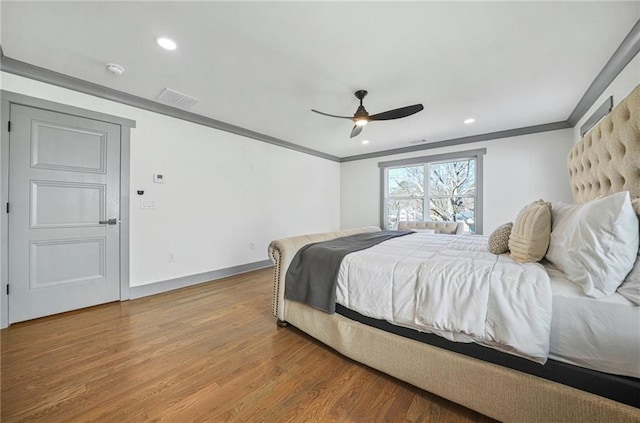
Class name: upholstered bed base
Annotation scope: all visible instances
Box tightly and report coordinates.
[268,227,640,423]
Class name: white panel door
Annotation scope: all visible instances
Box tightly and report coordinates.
[8,104,121,323]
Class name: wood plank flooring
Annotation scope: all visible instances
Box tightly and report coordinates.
[1,268,496,422]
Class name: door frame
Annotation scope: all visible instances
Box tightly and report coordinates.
[0,90,136,328]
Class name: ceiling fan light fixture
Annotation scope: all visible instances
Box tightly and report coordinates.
[311,89,423,138]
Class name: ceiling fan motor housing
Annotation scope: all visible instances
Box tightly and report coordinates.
[355,105,369,118]
[354,90,369,118]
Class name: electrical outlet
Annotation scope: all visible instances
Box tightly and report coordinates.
[168,252,175,263]
[249,242,256,251]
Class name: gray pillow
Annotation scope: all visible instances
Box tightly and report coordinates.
[488,222,513,255]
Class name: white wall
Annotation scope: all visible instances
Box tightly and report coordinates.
[341,129,575,234]
[0,72,340,288]
[1,49,635,316]
[342,51,640,234]
[574,53,640,141]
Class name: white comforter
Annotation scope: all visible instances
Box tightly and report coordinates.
[335,233,553,363]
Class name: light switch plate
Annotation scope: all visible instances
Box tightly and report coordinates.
[141,199,158,209]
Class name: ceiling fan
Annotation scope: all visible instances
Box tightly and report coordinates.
[312,90,424,138]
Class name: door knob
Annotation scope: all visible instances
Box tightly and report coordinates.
[99,218,118,225]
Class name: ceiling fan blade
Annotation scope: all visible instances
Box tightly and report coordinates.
[350,125,363,138]
[369,104,424,121]
[311,109,354,120]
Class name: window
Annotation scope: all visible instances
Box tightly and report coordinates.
[387,165,425,223]
[380,149,485,233]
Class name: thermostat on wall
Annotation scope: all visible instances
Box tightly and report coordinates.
[153,173,165,183]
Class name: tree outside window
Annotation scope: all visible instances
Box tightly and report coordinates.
[387,166,424,228]
[385,157,478,233]
[429,159,476,232]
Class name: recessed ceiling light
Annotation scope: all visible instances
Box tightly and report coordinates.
[155,36,177,51]
[361,140,370,145]
[464,118,475,124]
[105,63,125,75]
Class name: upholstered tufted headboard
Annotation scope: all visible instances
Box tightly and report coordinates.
[568,84,640,206]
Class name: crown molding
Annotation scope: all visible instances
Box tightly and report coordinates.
[2,17,637,163]
[340,121,571,162]
[0,54,341,163]
[567,18,640,125]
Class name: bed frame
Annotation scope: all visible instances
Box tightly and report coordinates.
[268,85,640,422]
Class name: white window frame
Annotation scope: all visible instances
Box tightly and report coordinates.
[379,148,486,234]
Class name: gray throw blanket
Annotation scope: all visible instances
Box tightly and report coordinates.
[285,230,411,313]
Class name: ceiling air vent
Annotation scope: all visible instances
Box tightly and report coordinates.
[156,88,200,110]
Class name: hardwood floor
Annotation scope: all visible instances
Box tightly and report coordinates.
[1,268,496,422]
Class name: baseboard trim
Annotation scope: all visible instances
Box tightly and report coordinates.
[129,259,273,299]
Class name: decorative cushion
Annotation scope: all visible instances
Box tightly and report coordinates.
[545,191,639,298]
[508,200,551,263]
[488,222,513,255]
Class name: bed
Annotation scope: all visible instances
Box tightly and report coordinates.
[268,85,640,422]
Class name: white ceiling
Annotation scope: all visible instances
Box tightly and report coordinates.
[1,1,639,158]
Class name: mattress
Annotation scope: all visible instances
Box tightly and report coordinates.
[546,263,640,378]
[335,233,552,363]
[336,233,640,378]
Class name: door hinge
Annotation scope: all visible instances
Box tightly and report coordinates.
[5,203,9,213]
[7,121,10,132]
[6,284,9,295]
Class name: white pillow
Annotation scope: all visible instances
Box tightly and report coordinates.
[412,228,436,234]
[545,191,639,298]
[617,249,640,305]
